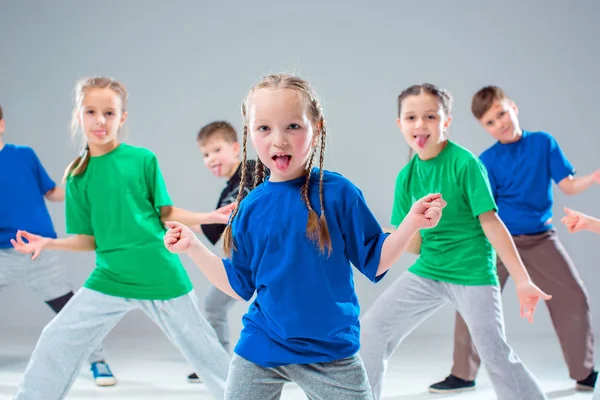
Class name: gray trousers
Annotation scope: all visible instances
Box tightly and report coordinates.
[0,249,104,363]
[360,272,547,400]
[13,288,230,400]
[225,353,373,400]
[204,284,236,352]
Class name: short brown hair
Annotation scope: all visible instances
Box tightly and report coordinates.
[471,86,509,120]
[0,104,3,120]
[197,121,238,145]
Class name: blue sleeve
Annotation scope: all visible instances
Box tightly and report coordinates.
[222,218,255,301]
[547,134,575,184]
[30,148,56,195]
[341,192,390,283]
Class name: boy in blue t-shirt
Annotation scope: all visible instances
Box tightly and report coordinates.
[0,105,116,387]
[430,87,599,393]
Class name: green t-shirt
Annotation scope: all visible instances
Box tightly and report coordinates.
[65,144,193,299]
[391,141,499,286]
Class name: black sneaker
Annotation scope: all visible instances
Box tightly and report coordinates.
[576,369,597,391]
[429,375,476,393]
[187,372,203,384]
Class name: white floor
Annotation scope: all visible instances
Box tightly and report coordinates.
[0,331,595,400]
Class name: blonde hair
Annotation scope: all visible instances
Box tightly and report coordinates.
[62,76,128,182]
[222,74,332,257]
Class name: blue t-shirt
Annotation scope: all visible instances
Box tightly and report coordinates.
[479,131,574,235]
[0,144,57,248]
[223,168,390,367]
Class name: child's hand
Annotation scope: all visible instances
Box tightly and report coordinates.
[561,207,591,233]
[407,193,447,230]
[10,230,47,260]
[593,170,600,184]
[515,281,552,323]
[208,203,236,225]
[164,221,197,253]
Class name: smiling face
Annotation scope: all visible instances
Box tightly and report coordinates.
[247,88,319,182]
[397,91,452,160]
[478,99,522,143]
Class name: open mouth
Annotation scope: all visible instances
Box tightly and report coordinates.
[413,134,430,148]
[209,164,222,176]
[272,154,292,171]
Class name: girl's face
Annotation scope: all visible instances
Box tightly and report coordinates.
[247,88,318,182]
[78,88,127,154]
[397,92,451,160]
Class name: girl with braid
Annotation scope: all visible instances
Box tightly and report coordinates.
[163,73,446,400]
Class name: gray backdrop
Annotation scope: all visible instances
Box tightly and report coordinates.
[1,0,599,348]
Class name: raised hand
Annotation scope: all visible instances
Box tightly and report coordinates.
[10,230,47,260]
[408,193,447,230]
[209,203,236,225]
[515,281,552,323]
[164,221,197,253]
[561,207,590,233]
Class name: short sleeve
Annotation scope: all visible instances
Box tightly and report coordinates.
[461,158,498,218]
[65,179,93,235]
[548,134,575,184]
[478,154,498,200]
[341,191,390,283]
[390,172,411,227]
[145,154,173,212]
[222,216,255,301]
[30,148,56,195]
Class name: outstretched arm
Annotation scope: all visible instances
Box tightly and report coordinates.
[164,221,242,300]
[160,203,235,226]
[11,231,95,260]
[561,207,600,234]
[557,170,600,196]
[479,211,551,322]
[378,194,445,276]
[45,187,65,202]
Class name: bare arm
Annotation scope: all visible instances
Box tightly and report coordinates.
[186,239,242,300]
[586,218,600,234]
[479,211,530,284]
[160,205,233,226]
[385,227,421,254]
[44,187,65,202]
[557,171,600,196]
[45,235,96,252]
[11,231,96,260]
[378,219,420,276]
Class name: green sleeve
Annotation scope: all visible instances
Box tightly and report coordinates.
[462,158,498,218]
[390,171,411,227]
[65,179,94,235]
[146,154,173,213]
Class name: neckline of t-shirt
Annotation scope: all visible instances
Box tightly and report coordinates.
[262,167,320,191]
[89,143,125,159]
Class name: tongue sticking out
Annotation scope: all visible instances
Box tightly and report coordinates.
[274,155,291,171]
[415,135,429,148]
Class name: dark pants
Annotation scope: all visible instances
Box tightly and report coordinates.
[451,229,594,381]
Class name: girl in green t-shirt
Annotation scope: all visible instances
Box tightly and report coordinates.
[360,83,551,400]
[10,76,232,400]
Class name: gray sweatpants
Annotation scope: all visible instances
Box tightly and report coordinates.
[13,288,230,400]
[360,272,547,400]
[225,353,373,400]
[204,284,236,352]
[0,249,104,363]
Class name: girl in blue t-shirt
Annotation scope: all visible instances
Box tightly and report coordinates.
[164,73,446,400]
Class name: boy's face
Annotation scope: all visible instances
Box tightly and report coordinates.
[0,118,5,135]
[478,99,521,143]
[198,133,240,178]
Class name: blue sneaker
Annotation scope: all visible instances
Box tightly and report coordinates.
[90,361,117,387]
